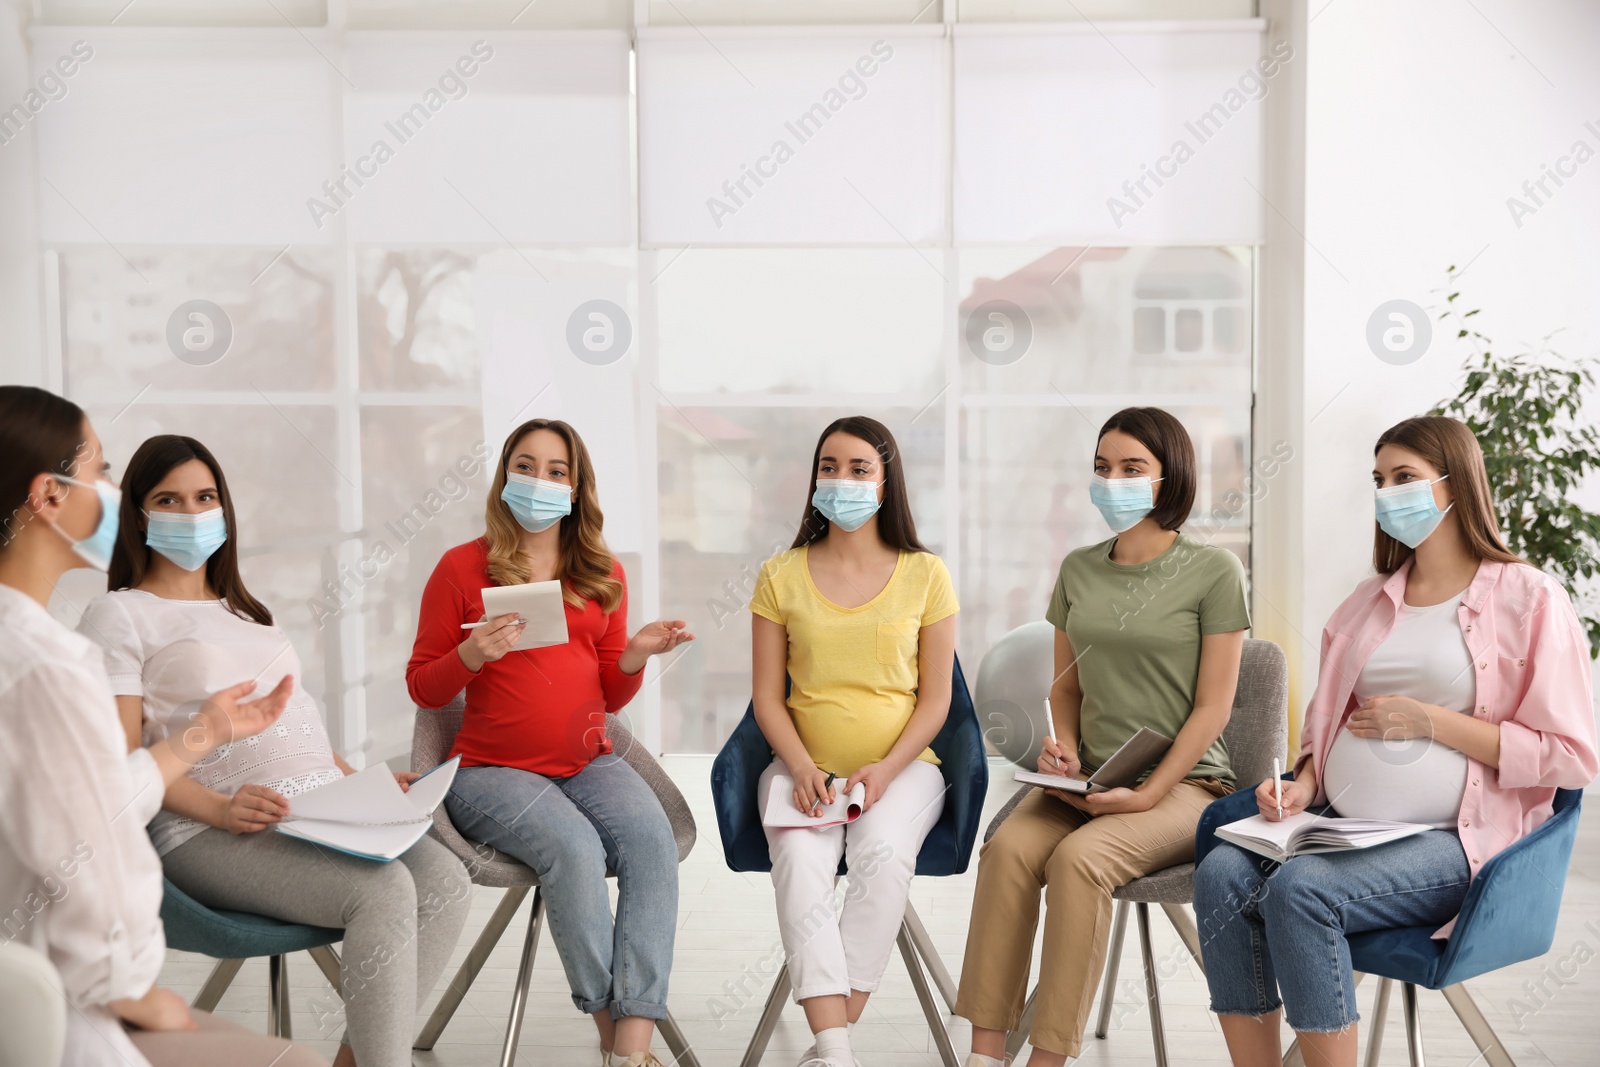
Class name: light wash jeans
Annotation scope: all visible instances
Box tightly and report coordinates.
[446,755,679,1019]
[1192,829,1471,1032]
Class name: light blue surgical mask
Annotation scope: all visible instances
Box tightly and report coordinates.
[501,472,572,532]
[812,479,882,532]
[48,474,121,572]
[1089,474,1163,533]
[1375,475,1452,548]
[145,508,228,571]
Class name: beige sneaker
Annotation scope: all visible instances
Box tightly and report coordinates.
[611,1053,667,1067]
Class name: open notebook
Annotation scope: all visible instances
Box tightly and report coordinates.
[1215,811,1431,863]
[274,756,460,861]
[762,772,868,830]
[1013,727,1173,795]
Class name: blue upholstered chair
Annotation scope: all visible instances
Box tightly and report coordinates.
[160,877,344,1038]
[710,655,988,1067]
[1195,783,1585,1067]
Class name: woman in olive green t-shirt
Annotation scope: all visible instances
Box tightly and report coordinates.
[953,406,1251,1065]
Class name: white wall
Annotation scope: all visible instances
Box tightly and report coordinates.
[1297,0,1600,707]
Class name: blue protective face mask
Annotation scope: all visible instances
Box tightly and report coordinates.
[812,479,882,532]
[145,508,229,572]
[1088,474,1163,533]
[1375,475,1452,548]
[501,472,573,533]
[49,475,121,571]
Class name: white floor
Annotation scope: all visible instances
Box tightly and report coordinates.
[163,756,1600,1066]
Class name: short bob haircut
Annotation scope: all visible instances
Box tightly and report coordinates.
[1096,407,1197,532]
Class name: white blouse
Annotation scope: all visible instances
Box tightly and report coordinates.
[0,584,167,1067]
[77,590,342,855]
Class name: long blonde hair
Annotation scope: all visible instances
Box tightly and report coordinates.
[485,419,623,613]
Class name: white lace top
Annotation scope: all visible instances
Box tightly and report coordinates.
[77,590,344,856]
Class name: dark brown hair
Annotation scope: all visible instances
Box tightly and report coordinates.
[0,386,88,552]
[485,418,622,613]
[108,435,273,627]
[790,416,928,552]
[1372,416,1524,573]
[1097,407,1197,531]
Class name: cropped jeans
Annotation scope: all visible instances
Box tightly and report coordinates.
[1192,830,1471,1033]
[446,754,679,1020]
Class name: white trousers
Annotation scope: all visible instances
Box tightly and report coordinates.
[760,758,946,1002]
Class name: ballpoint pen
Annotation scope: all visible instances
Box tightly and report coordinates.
[1044,697,1061,769]
[810,771,838,813]
[1273,757,1283,820]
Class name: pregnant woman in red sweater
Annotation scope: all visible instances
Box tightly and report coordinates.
[407,418,693,1067]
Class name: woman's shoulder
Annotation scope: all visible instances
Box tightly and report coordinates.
[79,588,143,628]
[1490,560,1572,613]
[901,549,953,581]
[1176,538,1247,579]
[758,545,806,579]
[438,537,490,569]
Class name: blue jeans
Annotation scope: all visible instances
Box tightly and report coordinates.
[446,755,679,1019]
[1192,831,1471,1032]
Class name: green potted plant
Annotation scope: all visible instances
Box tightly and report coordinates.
[1429,266,1600,657]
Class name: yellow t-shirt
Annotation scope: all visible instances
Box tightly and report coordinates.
[749,546,959,777]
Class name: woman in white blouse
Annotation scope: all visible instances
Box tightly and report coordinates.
[0,385,324,1067]
[77,433,472,1067]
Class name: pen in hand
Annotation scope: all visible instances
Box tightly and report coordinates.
[1273,757,1283,820]
[811,771,838,813]
[1044,697,1061,769]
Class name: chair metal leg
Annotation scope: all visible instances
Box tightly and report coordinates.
[1402,982,1426,1067]
[191,958,244,1013]
[903,903,958,1012]
[306,944,343,996]
[1366,977,1393,1067]
[1135,903,1169,1067]
[1440,983,1516,1067]
[415,885,530,1050]
[738,962,792,1067]
[658,1010,702,1067]
[266,954,291,1039]
[1159,902,1203,965]
[1004,986,1036,1063]
[499,888,545,1067]
[1094,899,1131,1040]
[898,924,959,1067]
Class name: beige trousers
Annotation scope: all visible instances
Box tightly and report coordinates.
[128,1009,327,1067]
[953,779,1229,1056]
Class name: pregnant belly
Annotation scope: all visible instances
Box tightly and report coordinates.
[1322,728,1468,828]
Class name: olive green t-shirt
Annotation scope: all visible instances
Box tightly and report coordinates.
[1044,534,1250,785]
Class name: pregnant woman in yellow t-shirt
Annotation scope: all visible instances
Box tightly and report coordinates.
[749,416,958,1067]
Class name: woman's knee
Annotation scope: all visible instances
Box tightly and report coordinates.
[1259,857,1335,925]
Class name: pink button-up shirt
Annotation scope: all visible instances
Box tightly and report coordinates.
[1295,558,1597,937]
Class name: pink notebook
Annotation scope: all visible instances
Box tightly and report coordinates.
[762,772,867,830]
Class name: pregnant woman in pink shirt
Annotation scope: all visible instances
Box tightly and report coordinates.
[1192,415,1597,1067]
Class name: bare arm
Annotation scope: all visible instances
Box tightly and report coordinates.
[115,694,142,754]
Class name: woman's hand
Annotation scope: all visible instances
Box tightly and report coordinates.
[846,758,906,813]
[1037,737,1082,780]
[1254,775,1316,821]
[220,783,288,833]
[395,771,420,793]
[1345,695,1435,742]
[788,762,837,816]
[458,613,526,672]
[619,619,696,674]
[177,677,295,764]
[112,986,199,1032]
[1066,786,1155,817]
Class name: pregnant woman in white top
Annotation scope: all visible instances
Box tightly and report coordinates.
[77,434,471,1067]
[1191,416,1597,1067]
[0,386,321,1067]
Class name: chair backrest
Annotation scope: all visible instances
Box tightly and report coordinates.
[0,941,64,1067]
[411,696,697,866]
[985,636,1289,843]
[711,654,988,879]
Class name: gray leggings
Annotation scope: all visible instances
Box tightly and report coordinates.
[163,828,471,1067]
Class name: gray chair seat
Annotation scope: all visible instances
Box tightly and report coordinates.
[1112,863,1196,904]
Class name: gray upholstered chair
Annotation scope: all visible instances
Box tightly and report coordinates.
[986,637,1288,1067]
[410,695,701,1067]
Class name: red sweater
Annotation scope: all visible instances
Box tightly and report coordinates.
[406,538,643,778]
